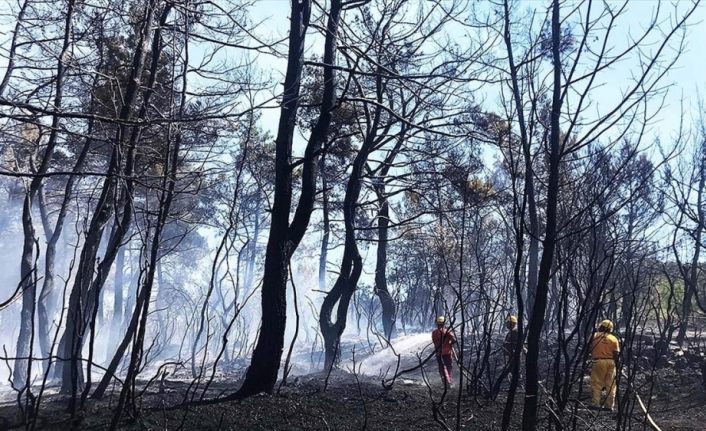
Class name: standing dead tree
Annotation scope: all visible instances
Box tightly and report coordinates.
[57,1,170,407]
[11,0,78,391]
[231,0,344,398]
[317,0,489,370]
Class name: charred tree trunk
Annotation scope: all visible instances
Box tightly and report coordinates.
[79,2,175,399]
[107,241,125,353]
[371,129,405,340]
[58,173,116,395]
[374,195,395,339]
[243,198,261,297]
[501,0,539,319]
[37,126,92,368]
[320,68,383,368]
[109,38,185,421]
[521,1,563,429]
[91,249,145,399]
[14,194,37,389]
[677,157,704,346]
[232,0,341,398]
[13,0,77,388]
[0,0,29,96]
[319,177,364,369]
[318,154,330,293]
[58,0,163,400]
[526,207,539,316]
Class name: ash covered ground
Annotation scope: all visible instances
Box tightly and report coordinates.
[1,332,704,430]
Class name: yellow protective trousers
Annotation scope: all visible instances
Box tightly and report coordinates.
[590,358,616,409]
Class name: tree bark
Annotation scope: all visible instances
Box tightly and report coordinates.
[319,168,365,368]
[677,151,705,346]
[501,0,539,318]
[13,0,77,388]
[107,241,125,352]
[232,0,341,398]
[243,197,261,297]
[374,196,395,339]
[319,70,383,368]
[318,154,330,293]
[58,0,163,399]
[0,0,29,96]
[371,130,405,340]
[522,1,563,428]
[109,41,185,419]
[76,2,174,399]
[14,194,37,389]
[37,127,92,368]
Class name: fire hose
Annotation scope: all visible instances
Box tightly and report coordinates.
[620,370,662,431]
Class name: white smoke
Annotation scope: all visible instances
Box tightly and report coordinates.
[352,332,433,377]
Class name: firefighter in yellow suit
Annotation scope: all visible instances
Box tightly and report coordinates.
[589,319,620,410]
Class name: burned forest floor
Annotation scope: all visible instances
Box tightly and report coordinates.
[1,341,705,430]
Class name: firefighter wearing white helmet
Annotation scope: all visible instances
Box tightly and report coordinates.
[588,319,620,410]
[431,316,456,386]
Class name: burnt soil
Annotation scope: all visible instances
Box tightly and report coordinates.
[0,364,704,430]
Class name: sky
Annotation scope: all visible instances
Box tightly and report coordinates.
[244,1,706,132]
[1,0,704,144]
